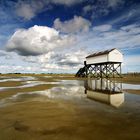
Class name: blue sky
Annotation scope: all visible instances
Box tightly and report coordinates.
[0,0,140,73]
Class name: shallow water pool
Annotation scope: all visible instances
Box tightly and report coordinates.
[0,77,140,140]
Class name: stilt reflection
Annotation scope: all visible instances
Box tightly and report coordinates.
[85,78,124,108]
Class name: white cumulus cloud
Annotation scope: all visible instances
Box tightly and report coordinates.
[15,3,36,20]
[6,25,76,56]
[54,16,91,33]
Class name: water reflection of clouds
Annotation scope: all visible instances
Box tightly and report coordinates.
[39,86,86,99]
[0,86,85,107]
[0,80,47,91]
[0,78,80,91]
[122,83,140,90]
[0,78,140,109]
[0,78,61,91]
[0,76,36,82]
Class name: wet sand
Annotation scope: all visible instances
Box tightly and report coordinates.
[0,75,140,140]
[0,100,140,140]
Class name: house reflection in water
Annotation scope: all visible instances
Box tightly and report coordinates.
[85,78,124,108]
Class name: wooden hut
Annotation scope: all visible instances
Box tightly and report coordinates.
[76,48,123,78]
[86,48,123,65]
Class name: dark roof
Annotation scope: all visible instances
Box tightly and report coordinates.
[86,48,116,58]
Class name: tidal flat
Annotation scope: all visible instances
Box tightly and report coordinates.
[0,74,140,140]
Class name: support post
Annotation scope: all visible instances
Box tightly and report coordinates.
[113,63,115,78]
[84,61,87,77]
[76,62,122,78]
[120,63,122,77]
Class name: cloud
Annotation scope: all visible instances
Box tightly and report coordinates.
[15,2,36,20]
[1,48,87,73]
[0,1,17,23]
[0,65,40,74]
[51,0,84,6]
[1,0,84,22]
[15,0,52,20]
[75,23,140,53]
[0,50,8,57]
[2,22,140,73]
[54,16,91,33]
[23,49,87,72]
[0,50,16,61]
[0,24,20,48]
[6,25,76,56]
[123,55,140,72]
[83,5,94,14]
[93,24,112,32]
[14,0,84,20]
[51,50,86,67]
[107,0,124,9]
[83,0,125,19]
[109,4,140,25]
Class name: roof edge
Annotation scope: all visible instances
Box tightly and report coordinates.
[86,48,117,58]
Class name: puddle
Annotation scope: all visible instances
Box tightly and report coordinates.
[122,83,140,89]
[0,77,140,140]
[0,80,55,91]
[0,76,36,82]
[20,81,47,88]
[0,85,86,107]
[0,78,140,110]
[44,76,53,78]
